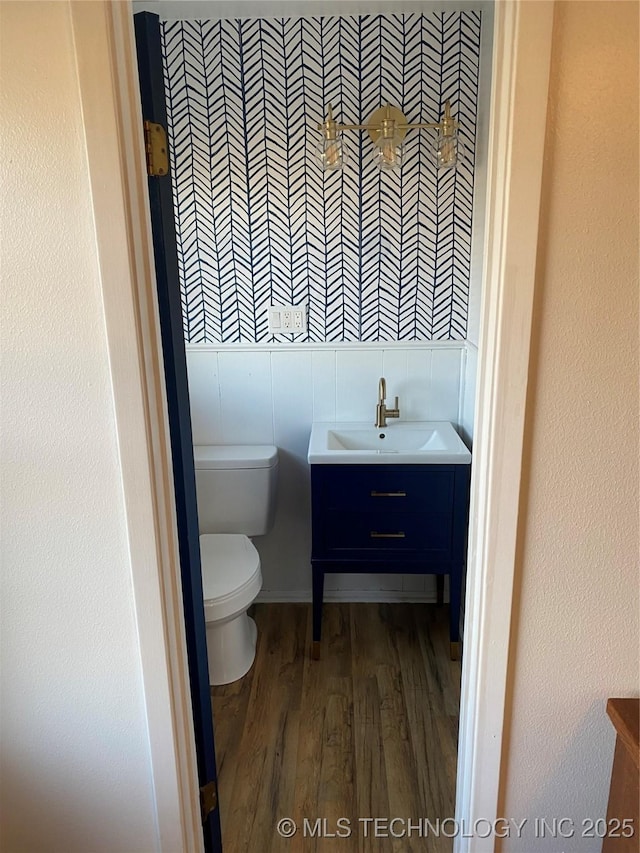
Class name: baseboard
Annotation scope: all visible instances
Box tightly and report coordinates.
[255,589,443,604]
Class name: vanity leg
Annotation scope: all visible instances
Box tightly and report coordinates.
[449,568,461,661]
[449,465,471,662]
[436,574,444,606]
[311,564,324,660]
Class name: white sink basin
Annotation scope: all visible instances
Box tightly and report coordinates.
[308,421,471,465]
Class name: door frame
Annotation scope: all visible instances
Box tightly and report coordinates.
[70,3,204,850]
[454,4,554,850]
[71,1,554,850]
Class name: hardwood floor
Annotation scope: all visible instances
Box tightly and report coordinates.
[211,603,461,853]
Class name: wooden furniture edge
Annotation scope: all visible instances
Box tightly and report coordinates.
[606,698,640,771]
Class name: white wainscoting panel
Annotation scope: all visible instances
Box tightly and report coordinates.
[187,349,224,445]
[311,349,337,422]
[335,349,385,422]
[216,350,274,443]
[461,341,478,446]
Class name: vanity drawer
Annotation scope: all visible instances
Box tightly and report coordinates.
[319,510,453,557]
[313,465,455,513]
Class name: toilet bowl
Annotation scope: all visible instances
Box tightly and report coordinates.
[194,445,278,686]
[200,534,262,685]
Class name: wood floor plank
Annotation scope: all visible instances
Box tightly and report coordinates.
[219,605,299,852]
[315,676,356,853]
[319,601,353,677]
[414,605,461,718]
[434,714,459,809]
[376,663,428,853]
[210,608,264,822]
[292,604,355,853]
[290,608,325,853]
[392,608,451,821]
[211,673,254,821]
[350,603,400,678]
[218,605,278,853]
[266,703,301,853]
[352,673,391,853]
[265,605,307,853]
[212,602,460,853]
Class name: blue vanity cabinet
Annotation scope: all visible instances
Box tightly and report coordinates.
[310,463,471,660]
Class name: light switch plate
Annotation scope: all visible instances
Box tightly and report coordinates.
[268,304,307,335]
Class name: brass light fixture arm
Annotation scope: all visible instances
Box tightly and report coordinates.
[317,100,459,141]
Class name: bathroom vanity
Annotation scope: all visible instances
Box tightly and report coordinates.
[308,421,471,660]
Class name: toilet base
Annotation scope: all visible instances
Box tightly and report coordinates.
[206,612,258,686]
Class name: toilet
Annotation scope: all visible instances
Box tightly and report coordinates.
[193,444,278,686]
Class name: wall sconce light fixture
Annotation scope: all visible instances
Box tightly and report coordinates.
[316,100,463,172]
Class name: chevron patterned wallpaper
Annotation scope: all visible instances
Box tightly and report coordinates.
[161,12,482,344]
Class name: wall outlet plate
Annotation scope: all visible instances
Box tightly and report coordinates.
[268,304,307,335]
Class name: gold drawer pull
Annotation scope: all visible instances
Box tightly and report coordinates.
[370,490,407,497]
[370,531,406,539]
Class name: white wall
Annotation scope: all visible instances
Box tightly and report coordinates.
[187,342,464,598]
[0,3,159,850]
[501,2,639,849]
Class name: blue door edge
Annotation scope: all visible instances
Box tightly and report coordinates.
[133,12,222,852]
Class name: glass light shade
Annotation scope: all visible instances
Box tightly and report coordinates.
[315,135,348,170]
[373,136,404,171]
[432,133,464,170]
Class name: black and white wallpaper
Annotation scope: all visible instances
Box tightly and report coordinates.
[161,12,481,343]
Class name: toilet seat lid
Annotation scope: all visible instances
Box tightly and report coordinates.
[199,534,260,601]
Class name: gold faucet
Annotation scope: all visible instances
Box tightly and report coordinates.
[375,377,400,428]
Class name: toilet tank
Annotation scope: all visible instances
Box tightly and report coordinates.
[193,445,278,536]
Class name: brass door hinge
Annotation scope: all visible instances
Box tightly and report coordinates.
[144,120,169,177]
[200,781,218,824]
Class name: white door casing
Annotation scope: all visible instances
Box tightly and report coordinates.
[455,3,554,852]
